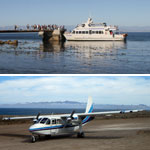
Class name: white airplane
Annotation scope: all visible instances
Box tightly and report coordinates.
[2,97,142,143]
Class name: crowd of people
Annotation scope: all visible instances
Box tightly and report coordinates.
[14,24,65,31]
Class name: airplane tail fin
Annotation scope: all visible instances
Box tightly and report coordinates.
[85,96,94,113]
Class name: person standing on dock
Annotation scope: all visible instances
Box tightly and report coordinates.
[27,24,30,30]
[14,25,17,30]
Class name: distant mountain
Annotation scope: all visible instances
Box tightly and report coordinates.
[119,26,150,32]
[0,101,149,110]
[0,25,150,32]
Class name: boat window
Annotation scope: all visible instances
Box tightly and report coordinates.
[76,31,78,34]
[82,31,85,34]
[82,24,85,27]
[96,31,99,34]
[46,119,51,125]
[86,31,88,34]
[79,31,81,34]
[92,31,95,34]
[52,119,56,124]
[72,31,75,34]
[40,118,48,124]
[99,31,103,34]
[89,30,92,34]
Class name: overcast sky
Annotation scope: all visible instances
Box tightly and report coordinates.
[0,0,150,26]
[0,76,150,105]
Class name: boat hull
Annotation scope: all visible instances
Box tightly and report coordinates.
[64,34,127,41]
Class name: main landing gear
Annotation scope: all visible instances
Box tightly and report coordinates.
[77,132,85,138]
[77,122,85,138]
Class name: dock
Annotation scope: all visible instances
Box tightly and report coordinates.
[0,30,39,33]
[0,29,66,42]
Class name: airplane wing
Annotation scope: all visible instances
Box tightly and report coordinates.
[2,116,37,120]
[77,109,143,118]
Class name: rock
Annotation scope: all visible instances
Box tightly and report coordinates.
[5,40,11,44]
[0,40,18,45]
[8,40,18,45]
[0,40,5,44]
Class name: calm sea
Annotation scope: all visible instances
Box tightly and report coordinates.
[0,108,110,115]
[0,32,150,74]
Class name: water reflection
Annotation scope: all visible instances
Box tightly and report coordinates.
[64,41,127,60]
[65,41,127,51]
[40,41,65,52]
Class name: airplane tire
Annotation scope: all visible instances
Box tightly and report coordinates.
[31,136,36,143]
[77,132,85,138]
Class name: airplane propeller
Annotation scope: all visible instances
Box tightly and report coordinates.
[36,112,40,120]
[33,112,40,124]
[70,110,75,119]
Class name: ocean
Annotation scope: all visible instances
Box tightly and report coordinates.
[0,32,150,74]
[0,108,111,115]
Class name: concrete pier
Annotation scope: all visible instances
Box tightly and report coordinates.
[41,29,66,42]
[0,29,66,42]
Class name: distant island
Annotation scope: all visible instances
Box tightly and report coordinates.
[0,25,150,32]
[0,101,149,110]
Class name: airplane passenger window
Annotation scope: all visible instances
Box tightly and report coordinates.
[56,119,62,124]
[46,119,51,125]
[52,119,56,124]
[40,118,48,124]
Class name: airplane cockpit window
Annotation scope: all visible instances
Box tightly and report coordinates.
[46,119,51,125]
[40,118,48,124]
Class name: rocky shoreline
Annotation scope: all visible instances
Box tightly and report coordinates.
[0,40,18,45]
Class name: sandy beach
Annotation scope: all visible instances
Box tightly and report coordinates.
[0,113,150,150]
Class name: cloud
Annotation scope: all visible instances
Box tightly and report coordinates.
[0,76,150,105]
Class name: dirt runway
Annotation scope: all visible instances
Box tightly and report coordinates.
[0,117,150,150]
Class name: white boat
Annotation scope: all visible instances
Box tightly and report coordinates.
[64,18,127,41]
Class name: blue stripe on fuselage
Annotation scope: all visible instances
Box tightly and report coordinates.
[29,104,94,132]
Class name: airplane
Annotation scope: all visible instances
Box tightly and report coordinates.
[2,97,143,143]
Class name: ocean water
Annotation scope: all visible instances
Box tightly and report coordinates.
[0,108,110,115]
[0,32,150,74]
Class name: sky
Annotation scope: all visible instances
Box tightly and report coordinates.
[0,76,150,105]
[0,0,150,27]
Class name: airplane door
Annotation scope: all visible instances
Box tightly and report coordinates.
[51,119,58,135]
[45,119,51,135]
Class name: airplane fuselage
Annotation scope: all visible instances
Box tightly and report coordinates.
[29,114,93,136]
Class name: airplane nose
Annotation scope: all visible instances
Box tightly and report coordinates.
[29,125,35,132]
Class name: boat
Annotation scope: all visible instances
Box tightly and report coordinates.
[64,18,127,41]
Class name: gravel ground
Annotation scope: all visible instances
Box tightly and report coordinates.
[0,117,150,150]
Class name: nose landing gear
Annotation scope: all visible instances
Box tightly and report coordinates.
[31,135,36,143]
